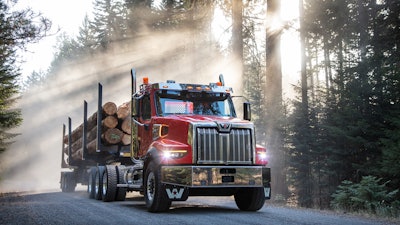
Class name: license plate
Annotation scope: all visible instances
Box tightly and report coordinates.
[222,176,234,183]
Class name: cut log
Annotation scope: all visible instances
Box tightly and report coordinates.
[121,117,131,134]
[117,102,130,119]
[72,148,83,161]
[87,126,97,143]
[102,128,124,145]
[87,139,97,154]
[102,115,118,129]
[63,112,97,143]
[103,102,117,116]
[121,133,131,145]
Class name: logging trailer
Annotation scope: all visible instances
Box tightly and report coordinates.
[60,69,271,212]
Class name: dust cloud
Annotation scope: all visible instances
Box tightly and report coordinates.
[0,28,242,193]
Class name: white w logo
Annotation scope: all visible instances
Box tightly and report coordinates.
[166,188,184,199]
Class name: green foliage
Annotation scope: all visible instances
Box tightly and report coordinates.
[331,176,400,217]
[0,0,50,153]
[286,0,400,213]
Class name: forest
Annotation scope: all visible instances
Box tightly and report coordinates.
[1,0,399,217]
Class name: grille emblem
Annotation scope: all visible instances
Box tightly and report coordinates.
[217,122,231,133]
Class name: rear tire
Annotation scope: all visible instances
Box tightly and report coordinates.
[94,166,105,200]
[88,167,96,199]
[61,172,76,193]
[115,166,127,201]
[144,162,171,212]
[102,165,117,202]
[234,187,265,211]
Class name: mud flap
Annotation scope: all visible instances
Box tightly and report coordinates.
[164,184,189,201]
[262,167,271,199]
[264,185,271,199]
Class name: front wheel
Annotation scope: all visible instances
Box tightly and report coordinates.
[234,187,265,211]
[144,162,171,212]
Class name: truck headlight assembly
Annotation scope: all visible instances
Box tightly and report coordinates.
[256,150,268,164]
[162,150,188,159]
[257,151,267,160]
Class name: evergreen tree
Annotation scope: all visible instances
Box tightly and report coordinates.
[0,0,50,152]
[91,0,127,50]
[287,0,400,209]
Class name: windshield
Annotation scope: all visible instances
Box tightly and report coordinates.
[155,90,236,117]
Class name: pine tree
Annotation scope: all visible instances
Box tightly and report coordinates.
[0,0,50,152]
[91,0,127,50]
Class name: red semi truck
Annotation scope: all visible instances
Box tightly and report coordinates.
[60,69,271,212]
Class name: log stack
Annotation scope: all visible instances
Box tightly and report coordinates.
[63,101,131,160]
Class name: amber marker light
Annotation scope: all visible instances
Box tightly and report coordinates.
[143,77,149,85]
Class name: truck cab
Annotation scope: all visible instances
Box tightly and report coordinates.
[131,70,271,212]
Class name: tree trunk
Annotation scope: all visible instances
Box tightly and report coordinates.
[232,0,244,87]
[266,0,286,199]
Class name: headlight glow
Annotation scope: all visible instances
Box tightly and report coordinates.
[162,150,188,159]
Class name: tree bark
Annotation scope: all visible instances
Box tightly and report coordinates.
[266,0,286,199]
[232,0,244,87]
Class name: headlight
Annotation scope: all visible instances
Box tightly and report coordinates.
[162,150,188,159]
[257,151,267,160]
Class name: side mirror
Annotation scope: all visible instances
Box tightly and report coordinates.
[243,102,251,121]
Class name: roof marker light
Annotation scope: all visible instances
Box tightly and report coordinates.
[143,77,149,85]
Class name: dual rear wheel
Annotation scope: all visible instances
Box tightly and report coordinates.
[88,165,126,202]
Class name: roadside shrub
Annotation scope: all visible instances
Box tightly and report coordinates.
[331,176,399,217]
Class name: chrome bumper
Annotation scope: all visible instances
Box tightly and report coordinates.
[161,166,271,188]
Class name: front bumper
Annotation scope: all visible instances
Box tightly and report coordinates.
[161,165,271,188]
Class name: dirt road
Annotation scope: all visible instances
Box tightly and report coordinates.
[0,190,396,225]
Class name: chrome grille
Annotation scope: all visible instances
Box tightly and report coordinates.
[196,127,253,164]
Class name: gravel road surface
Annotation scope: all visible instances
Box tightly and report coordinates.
[0,190,397,225]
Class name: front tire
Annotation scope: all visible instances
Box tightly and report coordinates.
[234,187,265,211]
[144,162,171,212]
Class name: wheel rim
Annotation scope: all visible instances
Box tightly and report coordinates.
[146,172,155,203]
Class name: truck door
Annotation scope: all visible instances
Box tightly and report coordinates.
[137,94,152,156]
